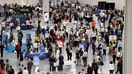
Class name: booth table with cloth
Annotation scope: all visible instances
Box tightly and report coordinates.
[25,52,49,60]
[54,61,73,72]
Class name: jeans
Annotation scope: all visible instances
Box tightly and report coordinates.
[28,69,31,74]
[109,70,114,74]
[17,50,20,59]
[59,47,62,54]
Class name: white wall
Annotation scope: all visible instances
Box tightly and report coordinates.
[2,0,39,6]
[78,0,125,10]
[0,0,4,5]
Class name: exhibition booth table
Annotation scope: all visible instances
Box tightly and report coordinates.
[25,52,49,60]
[54,60,73,72]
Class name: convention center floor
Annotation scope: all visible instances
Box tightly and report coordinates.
[0,17,121,74]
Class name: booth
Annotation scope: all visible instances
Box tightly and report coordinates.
[4,44,27,53]
[11,14,34,30]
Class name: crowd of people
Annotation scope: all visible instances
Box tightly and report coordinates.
[0,1,124,74]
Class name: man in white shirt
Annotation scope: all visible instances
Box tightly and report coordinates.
[23,67,28,74]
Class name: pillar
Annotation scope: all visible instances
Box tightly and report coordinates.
[124,0,132,74]
[43,0,49,22]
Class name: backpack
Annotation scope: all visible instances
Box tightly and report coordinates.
[16,44,21,50]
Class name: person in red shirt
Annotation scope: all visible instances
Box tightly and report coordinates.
[113,19,117,26]
[27,58,33,74]
[0,64,4,74]
[91,20,96,31]
[57,22,61,30]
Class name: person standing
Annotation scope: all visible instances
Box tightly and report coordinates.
[8,66,15,74]
[9,22,14,32]
[17,69,22,74]
[91,20,96,31]
[87,64,93,74]
[58,54,64,71]
[23,67,28,74]
[19,50,24,66]
[109,61,115,74]
[112,47,117,63]
[82,50,88,67]
[17,31,23,43]
[27,58,33,74]
[76,50,81,66]
[58,41,62,54]
[98,58,104,72]
[49,56,56,71]
[5,59,10,73]
[0,41,4,57]
[92,60,98,74]
[15,42,22,59]
[66,43,72,61]
[116,58,122,74]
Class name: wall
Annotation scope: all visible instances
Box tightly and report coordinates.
[2,0,39,6]
[78,0,125,10]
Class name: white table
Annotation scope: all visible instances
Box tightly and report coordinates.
[54,61,73,72]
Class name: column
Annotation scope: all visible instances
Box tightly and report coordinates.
[43,0,49,22]
[124,0,132,74]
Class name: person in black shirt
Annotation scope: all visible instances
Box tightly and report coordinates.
[8,66,15,74]
[0,41,4,57]
[87,64,93,74]
[17,69,22,74]
[92,60,98,74]
[49,56,56,71]
[76,50,81,66]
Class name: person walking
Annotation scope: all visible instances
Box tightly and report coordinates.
[112,47,117,63]
[82,50,88,67]
[92,60,98,74]
[8,66,15,74]
[116,58,122,74]
[66,43,72,61]
[23,67,28,74]
[5,59,10,73]
[0,41,4,57]
[27,58,33,74]
[76,50,81,66]
[87,64,93,74]
[49,56,56,71]
[98,58,104,72]
[109,61,115,74]
[17,69,22,74]
[58,54,64,71]
[58,41,62,54]
[15,42,22,59]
